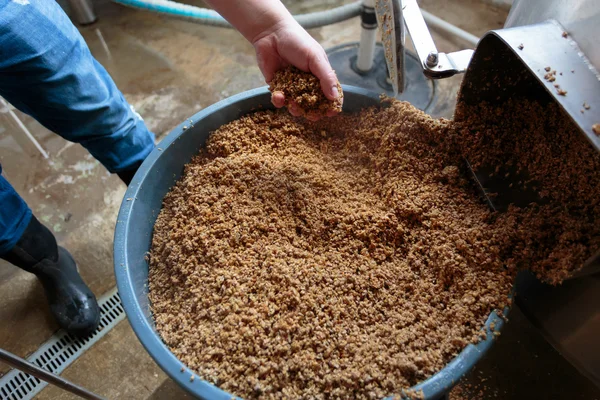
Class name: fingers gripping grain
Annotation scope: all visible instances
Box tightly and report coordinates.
[269,66,343,119]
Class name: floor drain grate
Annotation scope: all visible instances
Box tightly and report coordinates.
[0,287,125,400]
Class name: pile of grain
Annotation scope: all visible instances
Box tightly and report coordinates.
[149,102,514,399]
[269,66,343,119]
[149,97,600,398]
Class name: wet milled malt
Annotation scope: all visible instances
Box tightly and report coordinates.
[149,97,600,398]
[269,66,343,118]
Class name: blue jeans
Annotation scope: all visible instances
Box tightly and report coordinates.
[0,0,156,254]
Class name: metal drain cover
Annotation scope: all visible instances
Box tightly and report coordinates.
[0,287,125,400]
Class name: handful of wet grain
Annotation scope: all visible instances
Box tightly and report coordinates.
[149,98,600,399]
[269,66,343,119]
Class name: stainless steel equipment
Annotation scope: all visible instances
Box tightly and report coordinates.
[506,0,600,71]
[374,0,474,95]
[375,0,599,140]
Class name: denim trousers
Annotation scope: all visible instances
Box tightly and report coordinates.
[0,0,156,253]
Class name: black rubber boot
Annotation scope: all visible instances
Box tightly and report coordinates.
[116,160,143,186]
[117,169,136,186]
[1,216,100,337]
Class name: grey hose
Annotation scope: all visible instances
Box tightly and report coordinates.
[296,2,362,29]
[112,0,362,29]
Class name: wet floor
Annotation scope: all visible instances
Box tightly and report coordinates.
[0,0,598,398]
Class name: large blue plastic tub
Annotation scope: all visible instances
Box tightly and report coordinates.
[114,86,507,399]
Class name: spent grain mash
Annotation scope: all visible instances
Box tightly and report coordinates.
[269,66,343,119]
[149,97,600,398]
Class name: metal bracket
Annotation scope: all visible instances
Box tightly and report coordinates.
[403,0,474,78]
[375,0,474,94]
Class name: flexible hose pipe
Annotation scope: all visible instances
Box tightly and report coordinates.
[111,0,362,29]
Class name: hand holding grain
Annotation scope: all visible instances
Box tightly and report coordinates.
[269,66,343,121]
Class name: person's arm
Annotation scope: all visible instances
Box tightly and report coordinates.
[204,0,340,109]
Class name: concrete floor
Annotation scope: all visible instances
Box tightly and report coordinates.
[0,0,598,399]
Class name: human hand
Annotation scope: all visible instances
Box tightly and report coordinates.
[252,18,342,119]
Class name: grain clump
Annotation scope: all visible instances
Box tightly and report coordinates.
[269,66,343,119]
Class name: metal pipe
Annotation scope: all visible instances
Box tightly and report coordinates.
[0,97,49,158]
[0,348,105,400]
[421,9,479,47]
[356,0,378,72]
[403,0,440,69]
